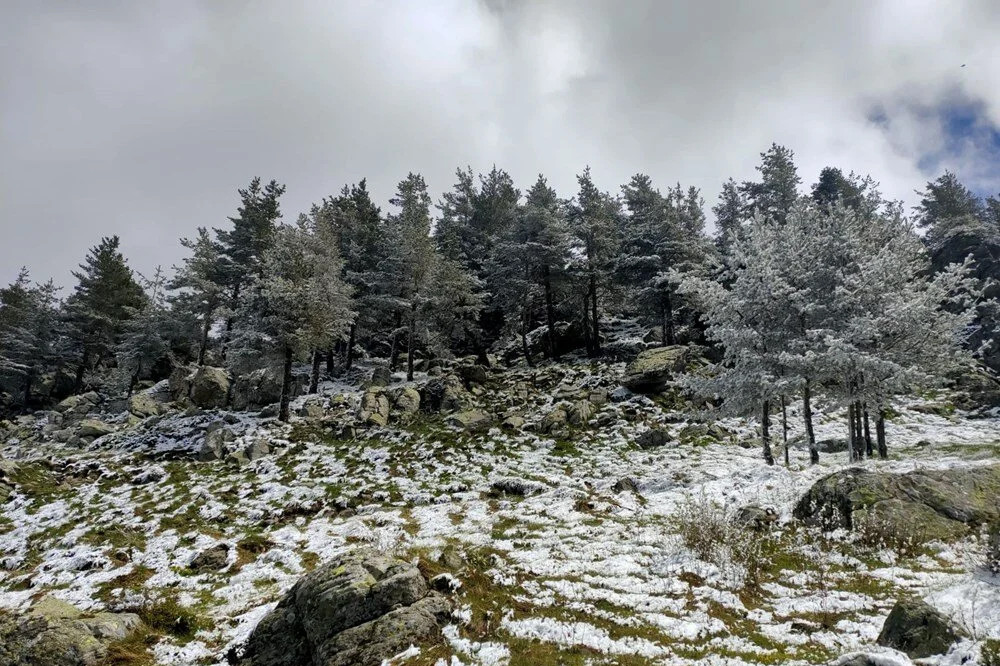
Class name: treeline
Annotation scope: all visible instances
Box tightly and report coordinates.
[1,145,997,451]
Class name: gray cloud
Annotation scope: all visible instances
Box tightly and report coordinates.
[2,0,999,288]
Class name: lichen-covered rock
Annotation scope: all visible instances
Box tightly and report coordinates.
[567,399,594,426]
[189,543,230,573]
[198,426,233,462]
[231,368,306,411]
[391,388,421,423]
[189,366,230,409]
[420,375,467,414]
[128,392,165,419]
[876,599,965,658]
[636,428,671,449]
[54,392,100,417]
[794,465,1000,542]
[622,345,704,394]
[0,598,141,666]
[446,409,492,433]
[77,419,114,439]
[239,550,449,666]
[538,405,568,433]
[359,390,390,427]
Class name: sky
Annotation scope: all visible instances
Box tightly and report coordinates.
[2,0,999,289]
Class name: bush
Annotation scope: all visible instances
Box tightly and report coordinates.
[672,494,769,591]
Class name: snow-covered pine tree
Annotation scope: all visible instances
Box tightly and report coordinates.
[115,267,171,395]
[63,236,146,393]
[568,167,621,356]
[739,143,801,225]
[0,269,60,407]
[170,228,224,366]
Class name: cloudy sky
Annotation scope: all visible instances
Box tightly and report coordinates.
[2,0,999,288]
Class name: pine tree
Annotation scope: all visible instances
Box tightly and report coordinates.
[712,178,744,255]
[170,228,224,366]
[740,143,801,225]
[569,167,620,356]
[0,269,60,406]
[228,219,353,421]
[115,267,171,395]
[63,236,146,392]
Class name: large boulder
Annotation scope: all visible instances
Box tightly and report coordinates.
[54,392,100,419]
[359,390,390,427]
[0,597,141,666]
[391,387,421,424]
[128,392,165,419]
[622,345,705,394]
[239,550,449,666]
[77,419,115,439]
[876,599,965,658]
[230,368,306,411]
[189,366,230,409]
[446,410,493,434]
[794,465,1000,542]
[420,375,467,414]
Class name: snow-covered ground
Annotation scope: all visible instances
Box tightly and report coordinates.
[1,361,999,665]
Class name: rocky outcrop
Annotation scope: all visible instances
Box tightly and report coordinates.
[128,392,166,419]
[239,551,450,666]
[622,345,704,394]
[446,410,492,433]
[636,428,672,449]
[190,366,230,409]
[794,465,1000,541]
[0,597,141,666]
[189,543,230,573]
[77,419,114,439]
[391,388,421,423]
[420,375,467,414]
[876,599,965,658]
[230,368,306,411]
[359,390,390,427]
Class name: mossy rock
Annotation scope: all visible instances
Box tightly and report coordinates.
[622,345,705,394]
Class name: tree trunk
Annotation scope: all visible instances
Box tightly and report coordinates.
[309,349,321,394]
[127,368,139,398]
[197,307,213,366]
[278,345,293,422]
[389,313,402,371]
[663,290,675,346]
[876,408,887,459]
[345,323,357,370]
[521,327,534,367]
[589,273,600,356]
[862,404,873,457]
[23,370,33,407]
[73,350,90,394]
[543,267,559,360]
[854,401,865,459]
[581,294,593,356]
[803,380,818,464]
[406,310,416,382]
[761,400,774,465]
[848,402,858,462]
[221,282,241,363]
[781,395,789,467]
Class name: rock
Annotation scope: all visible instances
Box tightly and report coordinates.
[636,428,672,449]
[501,415,525,431]
[199,427,233,462]
[189,543,230,573]
[231,367,306,411]
[456,364,488,385]
[622,345,704,394]
[438,546,465,571]
[420,375,467,414]
[190,366,230,409]
[128,392,164,419]
[588,390,609,406]
[55,392,100,416]
[734,505,779,530]
[567,399,594,426]
[0,598,142,666]
[538,405,569,433]
[131,465,166,485]
[245,439,270,461]
[359,390,390,427]
[488,477,544,497]
[391,388,421,423]
[446,410,492,433]
[610,386,634,403]
[298,396,328,419]
[239,550,449,666]
[612,477,640,494]
[227,449,250,466]
[429,573,462,594]
[794,465,1000,542]
[876,599,965,658]
[258,404,279,418]
[77,419,114,439]
[950,362,1000,411]
[368,365,392,388]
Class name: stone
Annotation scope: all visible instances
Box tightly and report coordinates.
[429,573,462,594]
[391,388,421,423]
[359,390,390,427]
[538,405,569,433]
[612,477,640,494]
[420,375,468,414]
[489,477,544,497]
[501,415,525,431]
[622,345,705,394]
[189,543,231,573]
[446,410,492,433]
[198,427,233,462]
[239,550,449,666]
[610,386,634,403]
[231,367,306,411]
[245,439,270,461]
[128,392,164,419]
[368,365,392,388]
[298,396,328,419]
[636,428,672,449]
[55,392,100,415]
[734,505,779,530]
[456,364,488,385]
[794,465,1000,542]
[876,599,965,658]
[0,598,142,666]
[131,465,166,485]
[189,366,230,409]
[77,419,114,439]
